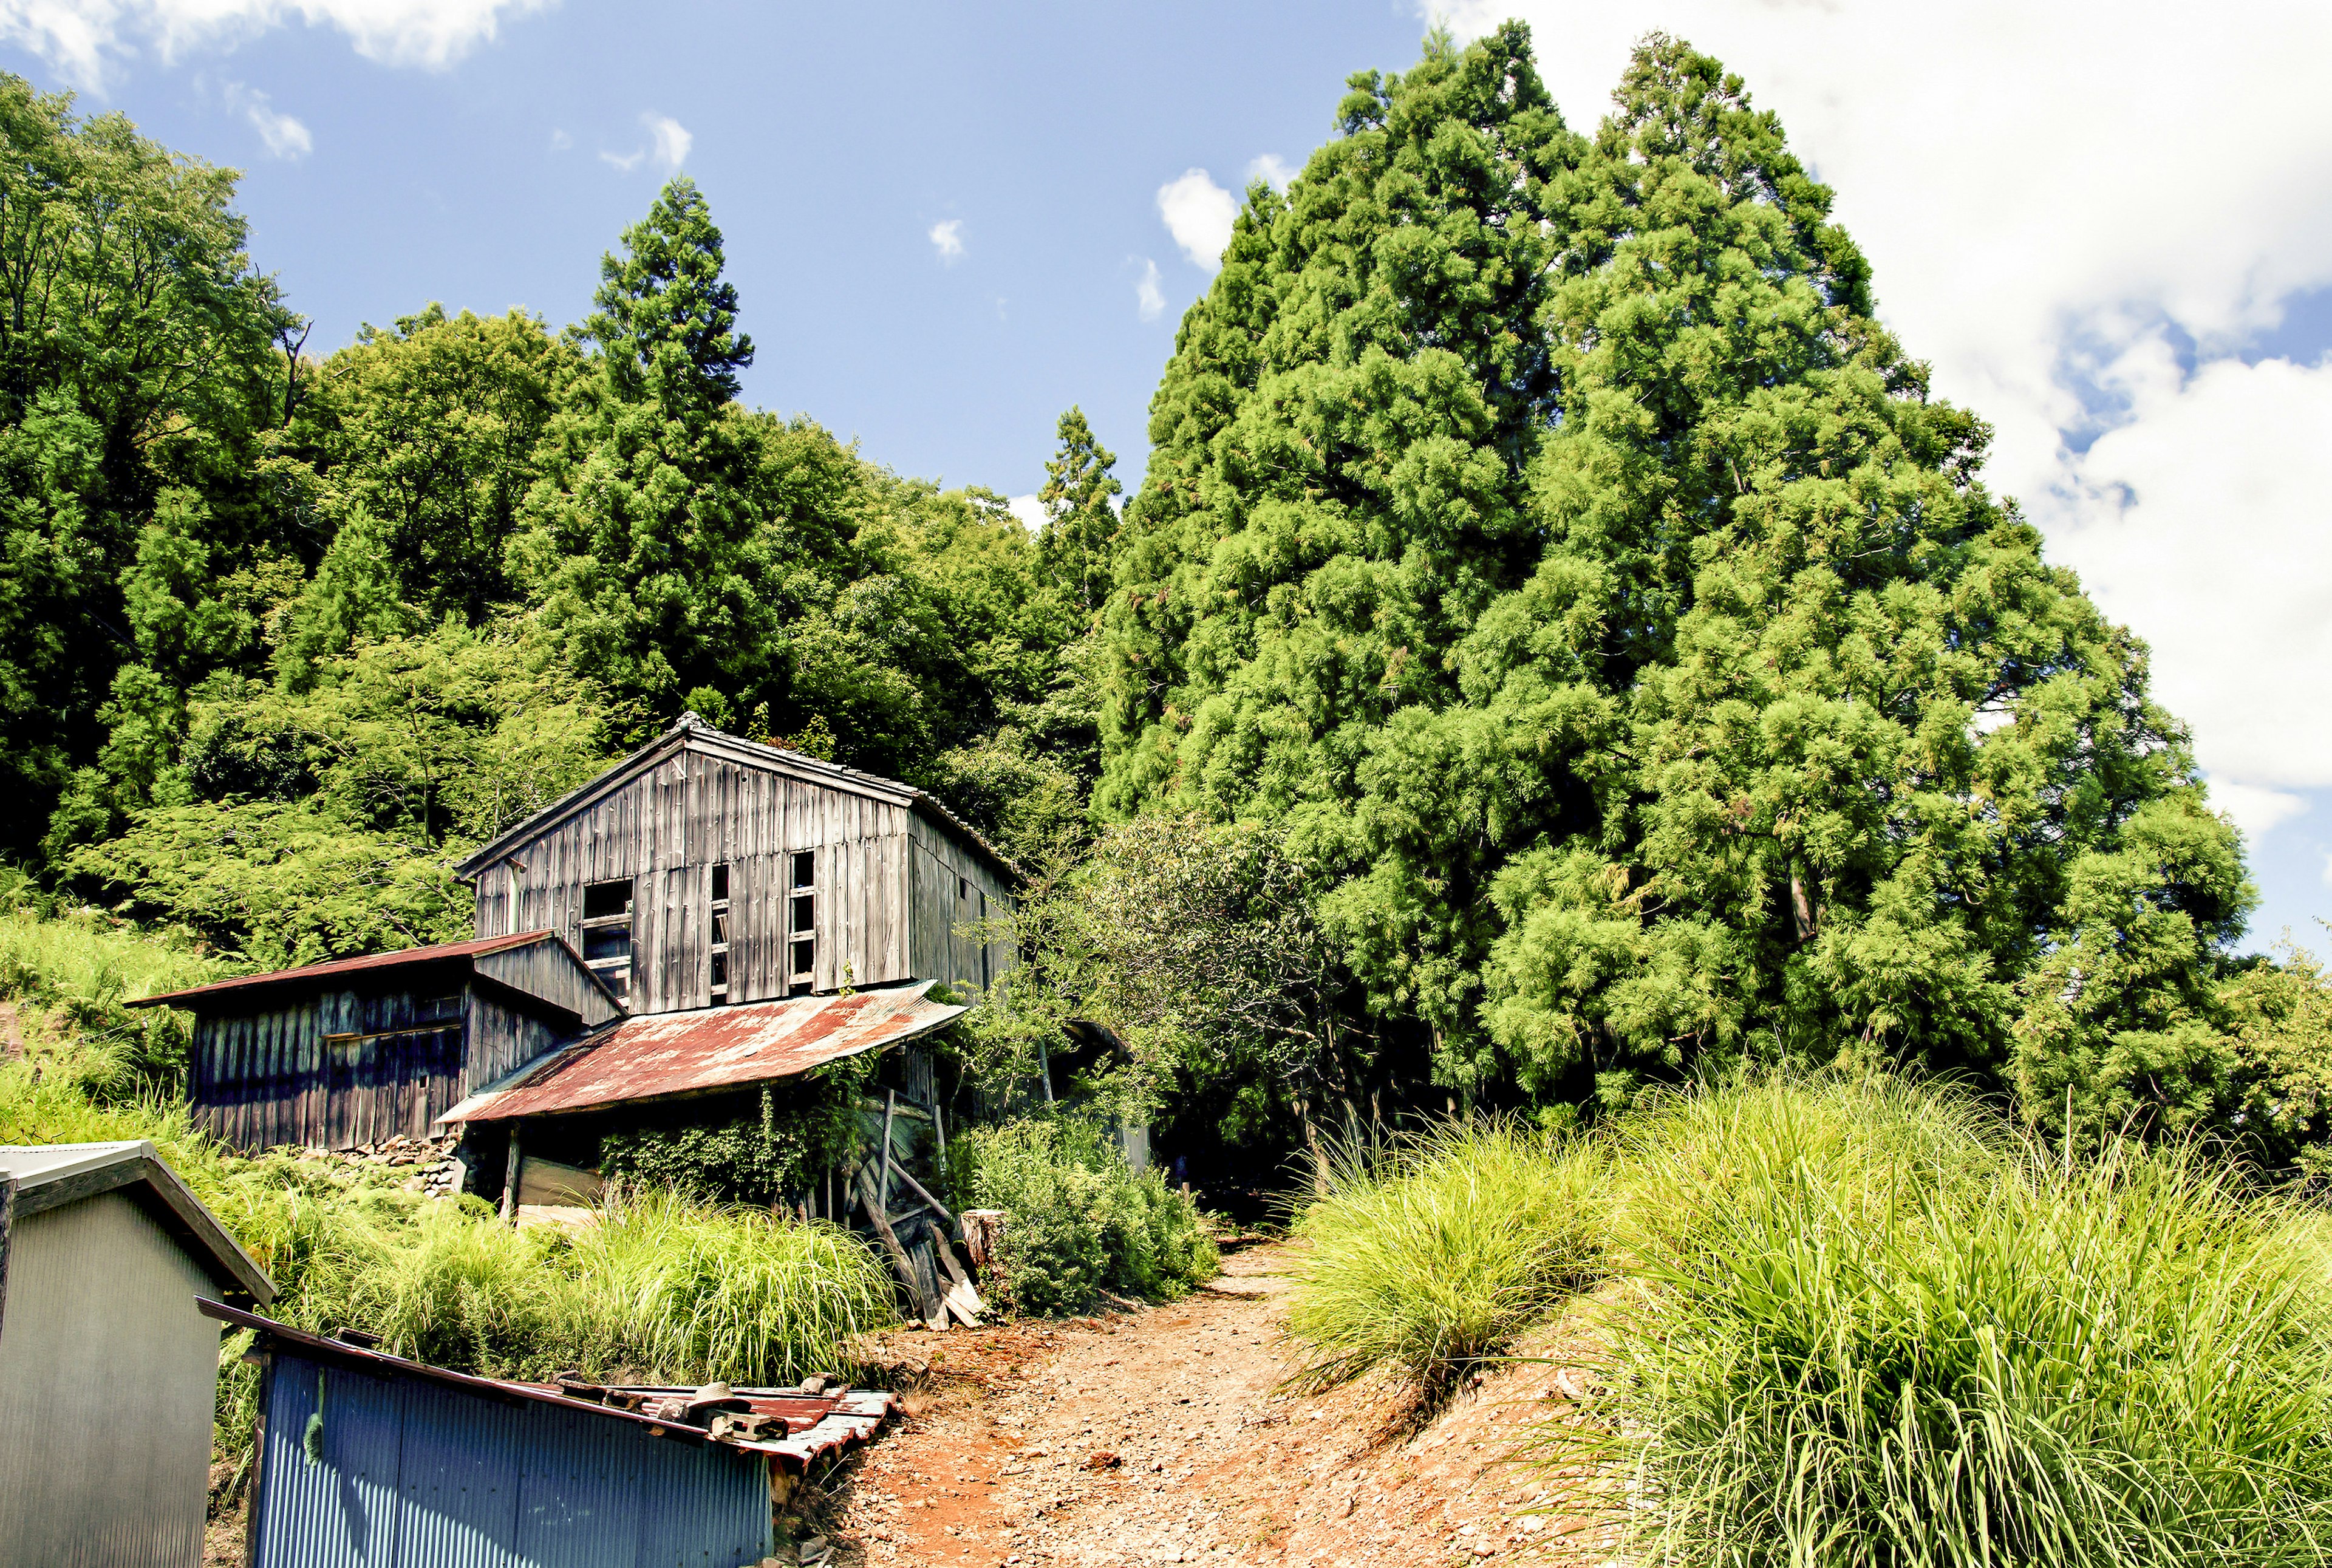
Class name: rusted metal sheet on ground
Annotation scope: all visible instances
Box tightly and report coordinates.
[439,982,966,1123]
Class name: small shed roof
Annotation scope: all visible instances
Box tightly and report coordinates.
[199,1301,895,1473]
[125,930,618,1018]
[0,1141,274,1305]
[449,713,1020,884]
[441,981,966,1123]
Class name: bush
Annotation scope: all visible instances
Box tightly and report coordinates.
[952,1114,1218,1315]
[1284,1120,1606,1393]
[1571,1077,2332,1566]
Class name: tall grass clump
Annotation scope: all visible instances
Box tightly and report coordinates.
[1580,1078,2332,1566]
[1284,1119,1606,1394]
[0,886,223,1097]
[545,1189,898,1385]
[951,1113,1218,1315]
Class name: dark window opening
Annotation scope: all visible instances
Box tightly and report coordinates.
[583,878,633,921]
[709,861,731,1005]
[788,851,817,994]
[582,876,635,1004]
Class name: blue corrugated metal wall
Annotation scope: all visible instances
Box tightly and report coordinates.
[252,1355,772,1568]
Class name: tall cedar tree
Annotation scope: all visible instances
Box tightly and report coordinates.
[513,177,783,722]
[1035,406,1123,619]
[1100,28,2252,1132]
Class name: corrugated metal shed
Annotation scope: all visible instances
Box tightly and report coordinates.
[206,1303,898,1568]
[442,981,967,1123]
[0,1143,276,1568]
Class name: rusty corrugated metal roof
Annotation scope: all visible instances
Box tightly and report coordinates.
[198,1301,897,1474]
[126,930,563,1009]
[440,981,966,1123]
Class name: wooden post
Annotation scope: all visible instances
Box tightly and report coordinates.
[961,1209,1006,1273]
[499,1125,524,1223]
[852,1164,938,1321]
[878,1089,897,1209]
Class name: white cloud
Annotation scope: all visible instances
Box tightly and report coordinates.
[1007,494,1045,531]
[1247,154,1293,191]
[2212,780,2313,846]
[929,218,964,264]
[547,127,570,151]
[1156,168,1239,271]
[600,113,688,175]
[0,0,549,87]
[643,113,689,169]
[222,80,308,158]
[1134,257,1165,321]
[1430,0,2332,822]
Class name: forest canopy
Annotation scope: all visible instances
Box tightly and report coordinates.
[3,31,2322,1173]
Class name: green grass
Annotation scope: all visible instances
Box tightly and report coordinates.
[1286,1076,2332,1566]
[1284,1119,1606,1393]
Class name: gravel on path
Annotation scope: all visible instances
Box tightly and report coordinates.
[816,1242,1617,1568]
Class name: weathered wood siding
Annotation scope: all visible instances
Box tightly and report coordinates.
[473,937,622,1029]
[905,813,1017,992]
[469,740,954,1013]
[463,990,573,1096]
[189,985,465,1151]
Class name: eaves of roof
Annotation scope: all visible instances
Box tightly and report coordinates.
[0,1140,274,1304]
[123,930,618,1017]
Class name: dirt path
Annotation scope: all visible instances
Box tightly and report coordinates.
[814,1243,1617,1568]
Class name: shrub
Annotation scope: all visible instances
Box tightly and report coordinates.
[1572,1078,2332,1566]
[1284,1120,1606,1393]
[952,1114,1218,1315]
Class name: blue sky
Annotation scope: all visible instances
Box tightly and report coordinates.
[9,0,2332,955]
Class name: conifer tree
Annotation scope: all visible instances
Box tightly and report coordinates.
[515,177,774,719]
[1034,406,1122,618]
[1100,27,2253,1130]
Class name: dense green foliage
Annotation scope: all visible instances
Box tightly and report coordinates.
[598,1072,869,1207]
[947,1114,1218,1315]
[1094,24,2277,1150]
[1287,1079,2332,1562]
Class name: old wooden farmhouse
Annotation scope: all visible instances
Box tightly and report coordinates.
[132,715,1018,1206]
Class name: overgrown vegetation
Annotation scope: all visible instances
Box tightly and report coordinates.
[1284,1076,2332,1563]
[947,1113,1217,1315]
[598,1071,871,1207]
[1286,1122,1604,1394]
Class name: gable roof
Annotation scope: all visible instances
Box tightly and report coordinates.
[449,713,1019,884]
[439,980,966,1123]
[126,930,621,1020]
[0,1140,274,1304]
